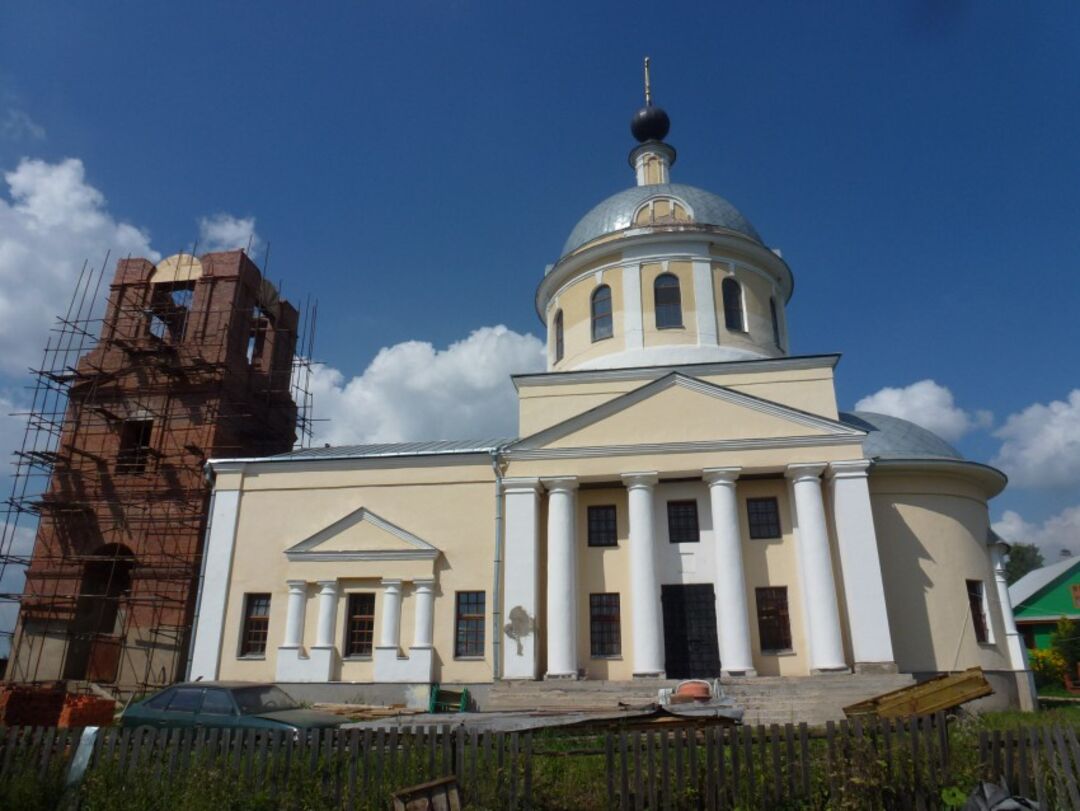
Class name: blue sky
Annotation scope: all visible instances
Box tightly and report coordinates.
[0,2,1078,556]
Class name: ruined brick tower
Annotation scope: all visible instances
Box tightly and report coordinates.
[4,250,305,692]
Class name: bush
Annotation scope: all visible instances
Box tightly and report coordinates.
[1050,616,1080,679]
[1029,647,1067,687]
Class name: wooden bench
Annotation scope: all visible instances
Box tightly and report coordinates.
[428,684,469,713]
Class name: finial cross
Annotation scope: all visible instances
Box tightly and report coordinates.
[644,56,652,106]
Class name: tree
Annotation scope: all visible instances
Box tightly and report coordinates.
[1051,616,1080,681]
[1005,542,1044,585]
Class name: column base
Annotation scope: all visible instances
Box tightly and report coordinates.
[276,645,336,681]
[853,661,899,675]
[633,672,666,679]
[374,646,433,682]
[810,666,852,675]
[722,668,757,678]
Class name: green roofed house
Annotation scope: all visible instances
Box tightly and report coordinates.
[1008,556,1080,651]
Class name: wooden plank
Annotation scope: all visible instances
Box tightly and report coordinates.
[346,730,359,811]
[798,723,810,798]
[647,729,657,811]
[742,725,754,806]
[633,731,644,811]
[1017,728,1029,798]
[688,727,698,803]
[757,725,767,804]
[1004,730,1016,795]
[468,727,478,798]
[909,717,921,798]
[717,727,728,811]
[1053,725,1080,810]
[509,731,520,811]
[730,725,741,806]
[37,726,56,777]
[784,723,796,799]
[770,724,782,802]
[116,725,133,775]
[825,721,837,800]
[661,729,671,811]
[991,730,1003,783]
[523,731,533,811]
[1042,726,1065,808]
[705,726,716,810]
[674,727,685,798]
[374,728,385,796]
[979,731,990,781]
[361,729,373,795]
[936,711,949,773]
[1063,727,1080,799]
[387,726,398,781]
[606,733,615,811]
[619,730,630,811]
[444,725,453,780]
[1030,727,1045,810]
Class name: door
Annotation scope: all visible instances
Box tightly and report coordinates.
[661,584,722,679]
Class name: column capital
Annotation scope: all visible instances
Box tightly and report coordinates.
[286,579,308,592]
[502,477,542,495]
[381,578,403,589]
[316,580,338,592]
[542,476,578,493]
[413,578,435,589]
[786,462,828,482]
[621,471,659,489]
[703,467,742,486]
[827,459,873,480]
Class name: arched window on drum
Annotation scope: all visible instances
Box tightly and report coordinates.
[654,273,683,329]
[591,285,613,341]
[722,277,745,332]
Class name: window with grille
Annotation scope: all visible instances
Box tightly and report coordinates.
[590,593,621,657]
[591,285,613,341]
[554,310,564,363]
[240,593,270,657]
[747,497,781,539]
[667,500,699,543]
[755,587,792,652]
[967,580,989,644]
[770,297,782,347]
[587,505,618,547]
[344,593,376,657]
[654,273,683,329]
[455,591,485,658]
[722,277,744,332]
[116,419,153,474]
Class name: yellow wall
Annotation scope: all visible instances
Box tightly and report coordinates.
[216,460,498,684]
[870,472,1011,673]
[641,261,697,347]
[550,266,626,370]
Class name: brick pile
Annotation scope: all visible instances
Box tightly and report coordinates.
[57,694,117,727]
[0,683,66,726]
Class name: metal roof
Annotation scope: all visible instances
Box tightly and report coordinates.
[269,438,513,462]
[1009,556,1080,609]
[561,183,763,257]
[839,411,964,462]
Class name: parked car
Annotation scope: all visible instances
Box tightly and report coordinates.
[121,681,343,732]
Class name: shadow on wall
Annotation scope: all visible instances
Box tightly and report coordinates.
[876,502,936,673]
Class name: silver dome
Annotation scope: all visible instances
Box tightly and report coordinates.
[561,183,763,257]
[840,411,963,462]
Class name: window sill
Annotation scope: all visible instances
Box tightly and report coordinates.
[761,649,796,657]
[237,655,266,661]
[591,655,623,661]
[343,656,373,662]
[656,325,685,331]
[454,656,486,661]
[591,335,614,343]
[587,543,620,549]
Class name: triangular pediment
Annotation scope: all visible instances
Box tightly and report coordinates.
[285,507,440,562]
[508,373,864,455]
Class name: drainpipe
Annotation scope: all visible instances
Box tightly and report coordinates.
[490,449,505,681]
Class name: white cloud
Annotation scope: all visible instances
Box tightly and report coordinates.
[0,158,158,374]
[994,505,1080,561]
[854,379,992,442]
[198,213,259,254]
[1,109,45,141]
[309,325,545,446]
[991,390,1080,489]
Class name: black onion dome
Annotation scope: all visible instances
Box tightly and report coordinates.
[631,105,670,142]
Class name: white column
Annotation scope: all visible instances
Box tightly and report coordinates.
[692,259,718,347]
[503,478,542,679]
[314,580,339,649]
[703,467,756,677]
[990,544,1029,672]
[622,473,665,677]
[282,580,308,649]
[828,460,897,672]
[787,463,848,673]
[379,579,403,651]
[412,579,435,649]
[545,477,579,678]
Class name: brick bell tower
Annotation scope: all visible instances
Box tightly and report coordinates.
[7,250,301,693]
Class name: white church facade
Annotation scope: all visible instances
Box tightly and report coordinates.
[187,84,1034,709]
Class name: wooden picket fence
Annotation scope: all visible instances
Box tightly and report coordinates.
[1,714,1080,809]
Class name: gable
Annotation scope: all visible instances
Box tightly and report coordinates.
[1011,559,1080,618]
[285,507,440,561]
[509,373,863,454]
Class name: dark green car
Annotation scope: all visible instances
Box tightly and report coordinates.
[121,681,344,732]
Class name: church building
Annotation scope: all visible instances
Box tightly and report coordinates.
[188,74,1034,711]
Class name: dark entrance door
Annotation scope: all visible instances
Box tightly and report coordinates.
[661,584,722,679]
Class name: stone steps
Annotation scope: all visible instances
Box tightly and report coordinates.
[486,674,916,726]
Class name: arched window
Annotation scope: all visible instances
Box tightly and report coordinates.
[769,297,782,347]
[554,310,564,362]
[654,273,683,329]
[722,277,744,332]
[591,285,613,341]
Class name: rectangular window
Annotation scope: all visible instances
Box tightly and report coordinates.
[116,419,154,474]
[755,587,792,652]
[590,593,621,657]
[240,593,271,657]
[747,497,782,539]
[587,505,618,547]
[455,591,485,658]
[344,593,376,658]
[667,500,700,544]
[967,580,989,644]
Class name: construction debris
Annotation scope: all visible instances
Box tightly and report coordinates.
[843,667,993,719]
